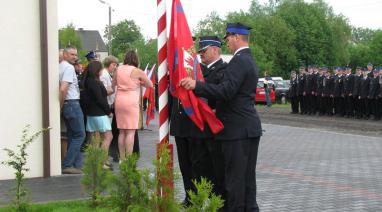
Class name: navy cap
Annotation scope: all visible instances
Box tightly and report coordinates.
[85,51,96,59]
[198,36,222,52]
[367,63,373,67]
[224,22,252,39]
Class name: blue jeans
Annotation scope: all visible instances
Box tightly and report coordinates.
[62,100,85,168]
[265,89,272,107]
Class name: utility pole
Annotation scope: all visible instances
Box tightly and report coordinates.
[98,0,112,55]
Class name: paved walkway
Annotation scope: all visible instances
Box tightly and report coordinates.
[1,120,382,211]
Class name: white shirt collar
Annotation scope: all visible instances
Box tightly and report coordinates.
[234,46,249,56]
[207,58,221,69]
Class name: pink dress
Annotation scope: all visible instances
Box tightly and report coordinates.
[114,65,140,129]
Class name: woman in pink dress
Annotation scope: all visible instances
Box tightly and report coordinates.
[113,51,153,160]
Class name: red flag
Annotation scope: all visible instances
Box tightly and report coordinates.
[143,64,156,99]
[146,67,156,126]
[167,0,224,134]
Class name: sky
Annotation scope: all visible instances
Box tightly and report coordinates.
[58,0,382,40]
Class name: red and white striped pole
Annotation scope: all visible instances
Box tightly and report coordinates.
[157,0,169,145]
[157,0,173,198]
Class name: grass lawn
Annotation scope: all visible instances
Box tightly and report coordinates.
[0,200,115,212]
[255,103,291,108]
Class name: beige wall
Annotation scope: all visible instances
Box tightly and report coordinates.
[0,0,60,180]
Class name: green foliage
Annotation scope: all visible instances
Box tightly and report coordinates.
[135,39,158,70]
[185,178,224,212]
[352,27,378,44]
[1,125,50,212]
[108,154,154,212]
[105,19,144,59]
[81,137,112,208]
[369,31,382,66]
[59,23,82,49]
[152,144,181,212]
[0,200,114,212]
[193,11,226,38]
[348,44,372,68]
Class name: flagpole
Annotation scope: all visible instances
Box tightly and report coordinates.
[157,0,173,199]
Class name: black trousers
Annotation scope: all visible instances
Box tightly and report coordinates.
[360,98,370,117]
[345,95,354,116]
[290,96,299,113]
[354,97,361,118]
[374,98,382,120]
[220,137,260,212]
[175,137,216,201]
[298,95,305,114]
[334,97,345,116]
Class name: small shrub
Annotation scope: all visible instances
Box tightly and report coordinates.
[150,143,181,212]
[81,136,112,208]
[108,154,152,212]
[1,125,50,212]
[186,178,224,212]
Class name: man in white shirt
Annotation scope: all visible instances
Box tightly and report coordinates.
[59,46,86,174]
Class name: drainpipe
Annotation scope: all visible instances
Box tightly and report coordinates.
[39,0,51,178]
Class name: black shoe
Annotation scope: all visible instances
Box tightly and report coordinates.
[181,198,191,207]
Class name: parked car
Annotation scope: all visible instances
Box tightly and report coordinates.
[274,80,290,104]
[255,79,276,104]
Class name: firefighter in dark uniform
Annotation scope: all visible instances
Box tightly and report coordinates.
[304,66,314,115]
[368,69,380,120]
[181,23,262,212]
[316,67,325,115]
[297,67,306,114]
[312,66,319,114]
[323,69,334,115]
[359,68,371,119]
[376,67,382,120]
[333,67,345,116]
[353,67,363,119]
[197,36,227,197]
[343,66,355,117]
[170,36,226,205]
[289,71,299,114]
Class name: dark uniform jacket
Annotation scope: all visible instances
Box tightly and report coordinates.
[289,77,298,98]
[359,77,370,99]
[169,59,227,138]
[322,76,334,96]
[379,76,382,98]
[333,74,344,97]
[342,74,354,96]
[297,74,305,96]
[352,75,362,97]
[194,48,262,140]
[316,75,324,96]
[304,74,314,94]
[368,77,380,99]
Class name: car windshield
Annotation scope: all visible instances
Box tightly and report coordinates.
[257,81,264,88]
[274,80,287,88]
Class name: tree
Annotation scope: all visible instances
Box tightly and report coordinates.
[369,31,382,66]
[348,44,372,68]
[135,39,158,69]
[105,19,144,59]
[59,23,82,49]
[352,27,378,44]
